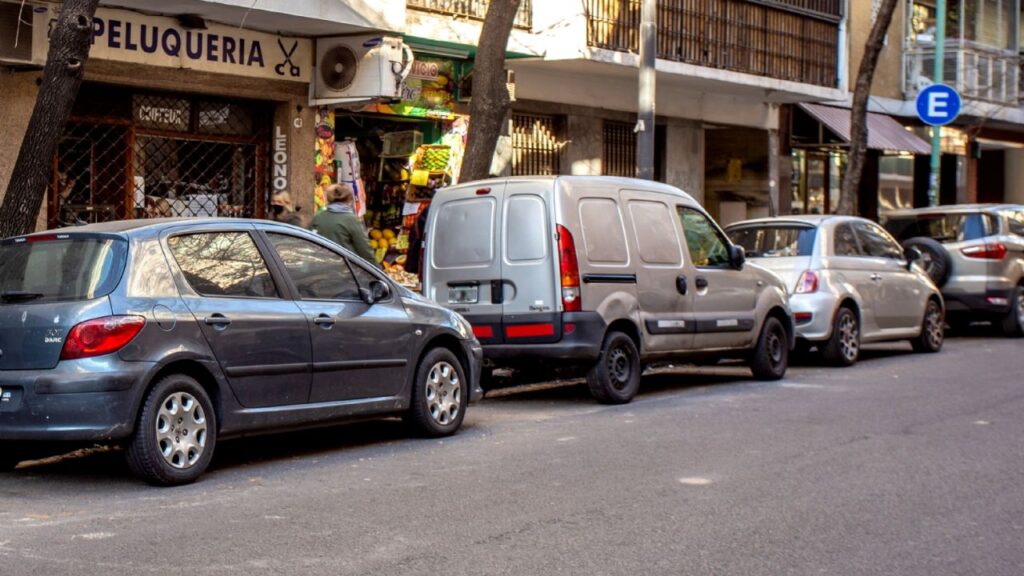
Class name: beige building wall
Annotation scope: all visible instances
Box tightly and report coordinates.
[0,70,43,213]
[848,0,906,100]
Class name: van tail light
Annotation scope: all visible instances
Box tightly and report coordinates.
[961,242,1007,260]
[794,270,819,294]
[61,315,146,361]
[557,224,582,312]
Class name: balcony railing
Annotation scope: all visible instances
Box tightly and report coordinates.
[407,0,532,29]
[585,0,842,88]
[903,43,1020,105]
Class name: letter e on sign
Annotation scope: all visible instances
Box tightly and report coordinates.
[916,84,962,127]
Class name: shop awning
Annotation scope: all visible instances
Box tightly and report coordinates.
[798,103,931,155]
[403,36,537,60]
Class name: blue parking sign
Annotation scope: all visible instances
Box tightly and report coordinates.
[916,84,962,126]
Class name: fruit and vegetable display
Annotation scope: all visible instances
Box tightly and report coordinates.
[382,260,419,288]
[415,145,451,172]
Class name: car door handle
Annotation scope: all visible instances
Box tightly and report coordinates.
[313,314,335,327]
[871,273,883,281]
[676,275,688,295]
[695,277,709,290]
[204,314,231,328]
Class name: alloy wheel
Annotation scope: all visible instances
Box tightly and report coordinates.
[155,392,207,470]
[425,361,461,426]
[1016,292,1024,331]
[838,314,860,363]
[925,302,944,349]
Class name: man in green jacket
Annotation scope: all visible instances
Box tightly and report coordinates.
[311,183,376,264]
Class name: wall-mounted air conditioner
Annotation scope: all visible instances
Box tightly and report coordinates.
[0,1,50,67]
[312,35,413,106]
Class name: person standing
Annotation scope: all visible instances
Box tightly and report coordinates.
[270,191,303,227]
[311,183,376,263]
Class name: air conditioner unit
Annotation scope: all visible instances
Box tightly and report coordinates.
[0,1,50,67]
[312,35,414,106]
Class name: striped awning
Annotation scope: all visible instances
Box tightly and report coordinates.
[799,103,931,155]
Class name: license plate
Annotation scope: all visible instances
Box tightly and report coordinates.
[448,285,479,304]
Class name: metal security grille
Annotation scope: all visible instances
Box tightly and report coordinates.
[51,84,270,229]
[602,121,636,177]
[407,0,533,29]
[585,0,841,88]
[511,113,564,176]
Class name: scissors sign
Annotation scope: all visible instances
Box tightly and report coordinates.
[275,39,301,77]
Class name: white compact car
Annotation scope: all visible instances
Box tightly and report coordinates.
[726,215,944,366]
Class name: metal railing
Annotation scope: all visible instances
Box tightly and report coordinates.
[602,121,637,177]
[903,42,1020,105]
[407,0,533,29]
[511,114,564,176]
[585,0,842,88]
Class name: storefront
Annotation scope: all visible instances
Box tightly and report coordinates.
[313,51,471,288]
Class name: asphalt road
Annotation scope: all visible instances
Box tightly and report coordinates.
[2,333,1023,576]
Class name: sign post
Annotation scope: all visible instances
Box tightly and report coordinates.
[917,83,961,207]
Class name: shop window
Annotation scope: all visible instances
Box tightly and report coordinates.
[879,154,915,213]
[167,232,278,298]
[603,121,636,177]
[511,114,563,176]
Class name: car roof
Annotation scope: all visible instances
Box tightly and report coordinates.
[444,175,697,203]
[724,214,865,229]
[884,204,1023,217]
[16,218,279,240]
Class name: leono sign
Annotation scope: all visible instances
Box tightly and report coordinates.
[47,7,312,83]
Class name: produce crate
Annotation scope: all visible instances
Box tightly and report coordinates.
[381,130,423,157]
[414,145,451,172]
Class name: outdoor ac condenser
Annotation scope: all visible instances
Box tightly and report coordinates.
[312,35,414,106]
[0,1,50,67]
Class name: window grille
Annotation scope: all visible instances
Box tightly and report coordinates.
[511,113,564,176]
[602,121,637,177]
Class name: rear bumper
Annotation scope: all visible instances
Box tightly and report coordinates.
[481,312,605,365]
[788,292,841,342]
[0,358,153,442]
[943,287,1014,316]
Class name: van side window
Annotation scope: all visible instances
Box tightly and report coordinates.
[628,200,682,265]
[676,207,731,268]
[578,198,628,265]
[433,198,496,268]
[505,195,548,262]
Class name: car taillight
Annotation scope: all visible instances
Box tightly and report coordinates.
[961,242,1007,260]
[795,270,819,294]
[557,224,581,312]
[61,315,146,361]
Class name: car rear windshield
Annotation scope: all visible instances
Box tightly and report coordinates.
[727,225,817,258]
[0,235,127,303]
[883,213,994,243]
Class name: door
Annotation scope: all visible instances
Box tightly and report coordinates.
[166,230,312,408]
[424,185,504,343]
[852,221,923,330]
[500,183,560,343]
[265,232,412,403]
[829,222,883,337]
[676,206,759,350]
[620,192,694,352]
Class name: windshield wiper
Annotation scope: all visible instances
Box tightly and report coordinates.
[0,291,44,302]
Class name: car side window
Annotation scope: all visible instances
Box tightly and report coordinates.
[167,232,279,298]
[677,207,731,267]
[268,233,361,301]
[833,223,863,257]
[1004,211,1024,237]
[853,222,903,259]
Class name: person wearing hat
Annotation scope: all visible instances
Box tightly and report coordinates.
[311,183,376,263]
[270,191,303,227]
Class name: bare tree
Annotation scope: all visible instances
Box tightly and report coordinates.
[459,0,522,182]
[836,0,899,216]
[0,0,100,238]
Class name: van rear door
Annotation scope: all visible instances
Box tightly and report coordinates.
[425,183,506,344]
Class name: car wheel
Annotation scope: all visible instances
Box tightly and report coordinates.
[126,374,217,486]
[586,331,641,404]
[902,237,952,288]
[405,348,467,437]
[1000,286,1024,338]
[821,307,860,366]
[911,299,945,352]
[749,317,789,380]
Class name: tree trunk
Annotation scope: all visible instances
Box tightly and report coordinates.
[837,0,899,216]
[459,0,522,183]
[0,0,100,238]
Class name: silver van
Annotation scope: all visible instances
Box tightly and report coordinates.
[423,176,793,404]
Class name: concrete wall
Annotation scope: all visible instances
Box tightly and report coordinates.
[665,122,704,205]
[849,0,905,100]
[0,70,43,228]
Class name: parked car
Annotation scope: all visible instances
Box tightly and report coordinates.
[725,215,944,366]
[0,219,483,485]
[882,204,1024,336]
[423,176,794,404]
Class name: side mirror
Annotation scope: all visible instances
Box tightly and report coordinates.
[729,245,746,269]
[360,279,391,305]
[904,246,923,270]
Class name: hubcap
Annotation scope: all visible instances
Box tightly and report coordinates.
[425,361,461,426]
[838,313,859,362]
[926,302,944,348]
[155,392,207,470]
[606,346,632,390]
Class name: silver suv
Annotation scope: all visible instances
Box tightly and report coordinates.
[883,205,1024,336]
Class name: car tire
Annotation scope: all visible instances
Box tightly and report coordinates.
[911,299,945,353]
[0,446,23,472]
[126,374,217,486]
[586,331,641,404]
[902,237,952,288]
[749,317,789,381]
[1000,285,1024,338]
[405,348,467,437]
[820,307,860,367]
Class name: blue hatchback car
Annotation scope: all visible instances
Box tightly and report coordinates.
[0,219,483,485]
